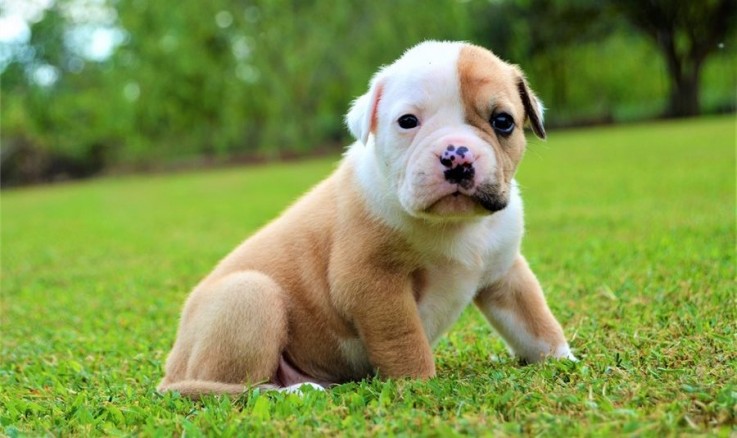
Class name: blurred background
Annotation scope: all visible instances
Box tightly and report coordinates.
[1,0,735,186]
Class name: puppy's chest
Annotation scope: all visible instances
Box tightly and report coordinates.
[414,262,484,344]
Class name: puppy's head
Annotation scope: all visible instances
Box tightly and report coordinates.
[347,41,545,220]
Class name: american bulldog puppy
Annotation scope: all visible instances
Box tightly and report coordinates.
[158,40,575,398]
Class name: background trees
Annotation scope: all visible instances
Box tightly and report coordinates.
[1,0,735,185]
[613,0,737,117]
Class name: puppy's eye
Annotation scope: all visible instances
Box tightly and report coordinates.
[491,113,515,136]
[397,114,419,129]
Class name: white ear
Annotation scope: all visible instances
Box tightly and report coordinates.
[346,92,372,145]
[345,77,384,145]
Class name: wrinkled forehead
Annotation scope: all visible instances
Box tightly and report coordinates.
[379,42,522,120]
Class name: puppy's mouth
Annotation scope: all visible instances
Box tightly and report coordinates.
[425,185,508,217]
[469,186,508,213]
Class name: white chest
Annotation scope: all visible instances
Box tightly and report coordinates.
[417,262,483,344]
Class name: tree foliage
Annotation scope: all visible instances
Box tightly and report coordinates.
[0,0,734,185]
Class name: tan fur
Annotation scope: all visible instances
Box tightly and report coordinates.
[159,42,573,399]
[159,164,433,397]
[458,45,545,191]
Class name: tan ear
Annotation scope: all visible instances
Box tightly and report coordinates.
[516,76,546,140]
[345,76,385,145]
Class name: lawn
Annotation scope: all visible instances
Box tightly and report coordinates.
[1,115,735,436]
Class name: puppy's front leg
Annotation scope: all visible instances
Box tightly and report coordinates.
[474,256,575,363]
[344,277,435,379]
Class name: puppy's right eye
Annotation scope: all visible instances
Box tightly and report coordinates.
[397,114,419,129]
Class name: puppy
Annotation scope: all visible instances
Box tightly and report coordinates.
[158,41,575,398]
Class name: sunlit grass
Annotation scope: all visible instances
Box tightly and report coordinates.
[1,115,735,435]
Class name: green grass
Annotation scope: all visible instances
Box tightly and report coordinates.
[2,115,735,436]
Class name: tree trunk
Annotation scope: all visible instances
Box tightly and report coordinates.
[668,66,701,118]
[660,35,705,118]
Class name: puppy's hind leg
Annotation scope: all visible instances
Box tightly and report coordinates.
[158,271,288,398]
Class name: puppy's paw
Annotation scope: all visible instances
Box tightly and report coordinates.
[519,344,577,365]
[553,344,578,362]
[279,382,326,395]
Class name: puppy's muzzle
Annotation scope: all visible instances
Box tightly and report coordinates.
[439,144,508,213]
[440,145,475,190]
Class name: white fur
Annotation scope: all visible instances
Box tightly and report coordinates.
[346,41,466,149]
[418,262,482,344]
[346,92,374,145]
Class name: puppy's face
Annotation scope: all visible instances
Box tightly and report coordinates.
[347,42,546,220]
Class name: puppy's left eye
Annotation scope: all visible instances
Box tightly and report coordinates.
[491,113,515,136]
[397,114,419,129]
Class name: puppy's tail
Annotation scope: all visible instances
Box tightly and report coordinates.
[157,380,279,400]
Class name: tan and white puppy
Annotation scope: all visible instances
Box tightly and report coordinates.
[158,41,575,398]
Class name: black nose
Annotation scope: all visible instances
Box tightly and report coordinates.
[440,145,475,189]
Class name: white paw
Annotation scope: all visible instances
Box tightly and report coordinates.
[279,382,325,394]
[554,344,578,361]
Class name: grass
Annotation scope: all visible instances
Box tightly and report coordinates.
[1,115,735,436]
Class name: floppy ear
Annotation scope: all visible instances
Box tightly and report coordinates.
[346,77,384,145]
[515,74,546,140]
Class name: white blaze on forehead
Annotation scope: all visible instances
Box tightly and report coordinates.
[376,41,465,126]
